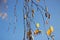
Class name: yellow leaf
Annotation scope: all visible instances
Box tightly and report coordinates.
[34,29,41,35]
[47,29,51,36]
[50,26,54,32]
[36,23,40,28]
[47,26,54,36]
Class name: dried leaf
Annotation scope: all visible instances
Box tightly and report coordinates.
[36,0,40,2]
[46,20,48,24]
[3,0,7,3]
[45,13,50,19]
[2,13,8,20]
[0,13,2,17]
[24,14,27,19]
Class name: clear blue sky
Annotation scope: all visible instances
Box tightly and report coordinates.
[0,0,60,40]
